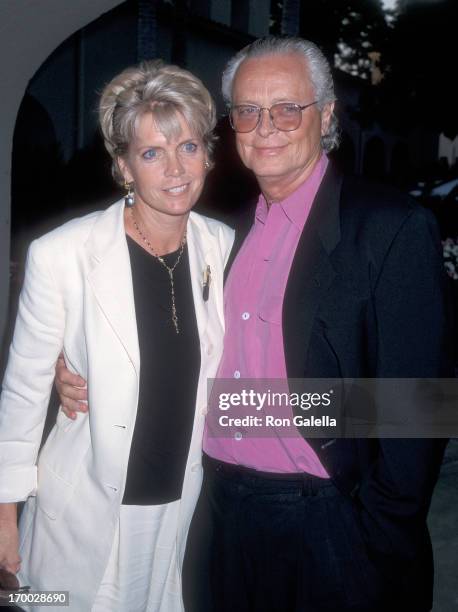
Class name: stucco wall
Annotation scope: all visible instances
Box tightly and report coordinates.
[0,0,124,346]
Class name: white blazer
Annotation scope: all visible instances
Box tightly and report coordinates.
[0,200,234,610]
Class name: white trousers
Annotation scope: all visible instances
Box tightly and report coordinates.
[91,502,183,612]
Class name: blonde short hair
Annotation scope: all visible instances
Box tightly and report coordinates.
[99,60,217,184]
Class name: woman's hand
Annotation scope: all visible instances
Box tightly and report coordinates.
[0,504,20,574]
[55,354,89,420]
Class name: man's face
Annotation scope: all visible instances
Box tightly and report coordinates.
[231,53,333,191]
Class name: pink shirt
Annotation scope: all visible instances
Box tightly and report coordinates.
[203,156,329,476]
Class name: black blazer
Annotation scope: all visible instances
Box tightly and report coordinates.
[225,162,454,608]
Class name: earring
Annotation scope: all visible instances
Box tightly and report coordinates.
[204,160,210,170]
[124,181,135,207]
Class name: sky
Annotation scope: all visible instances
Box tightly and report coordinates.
[381,0,397,8]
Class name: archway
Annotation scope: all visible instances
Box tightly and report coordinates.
[390,141,410,186]
[11,94,63,263]
[0,0,124,347]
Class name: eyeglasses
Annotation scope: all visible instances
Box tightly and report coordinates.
[229,101,318,133]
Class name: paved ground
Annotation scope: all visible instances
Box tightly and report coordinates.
[429,438,458,611]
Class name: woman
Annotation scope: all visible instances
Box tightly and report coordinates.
[0,60,234,611]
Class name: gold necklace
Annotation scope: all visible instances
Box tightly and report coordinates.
[130,208,187,334]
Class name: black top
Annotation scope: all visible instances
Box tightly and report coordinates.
[122,235,200,505]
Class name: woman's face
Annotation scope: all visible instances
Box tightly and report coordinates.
[119,112,208,220]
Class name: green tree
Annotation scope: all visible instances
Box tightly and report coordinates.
[298,0,390,80]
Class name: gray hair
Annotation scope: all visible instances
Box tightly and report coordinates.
[99,60,217,184]
[222,36,339,152]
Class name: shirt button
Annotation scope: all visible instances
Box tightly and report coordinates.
[200,405,208,416]
[235,432,243,441]
[206,344,213,355]
[242,312,250,321]
[191,462,201,472]
[234,370,241,379]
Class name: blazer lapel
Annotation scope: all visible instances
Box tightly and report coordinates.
[283,163,343,378]
[85,202,140,375]
[186,212,214,339]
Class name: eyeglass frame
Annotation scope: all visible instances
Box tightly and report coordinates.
[229,101,319,133]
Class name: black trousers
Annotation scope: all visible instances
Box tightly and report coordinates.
[183,454,420,612]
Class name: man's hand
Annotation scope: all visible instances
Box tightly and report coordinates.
[0,505,20,574]
[55,354,88,419]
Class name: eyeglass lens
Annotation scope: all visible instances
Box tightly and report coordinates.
[231,103,304,132]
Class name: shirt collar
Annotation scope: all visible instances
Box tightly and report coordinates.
[255,155,328,229]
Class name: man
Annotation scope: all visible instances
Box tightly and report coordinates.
[57,37,452,611]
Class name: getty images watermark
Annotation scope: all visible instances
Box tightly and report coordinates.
[217,387,336,429]
[206,378,458,439]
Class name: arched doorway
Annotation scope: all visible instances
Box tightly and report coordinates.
[390,141,410,186]
[11,94,63,262]
[0,0,124,353]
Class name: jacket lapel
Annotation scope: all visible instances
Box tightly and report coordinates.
[283,163,343,378]
[184,212,213,340]
[85,201,140,375]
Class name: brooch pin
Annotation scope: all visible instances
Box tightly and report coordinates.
[203,265,211,302]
